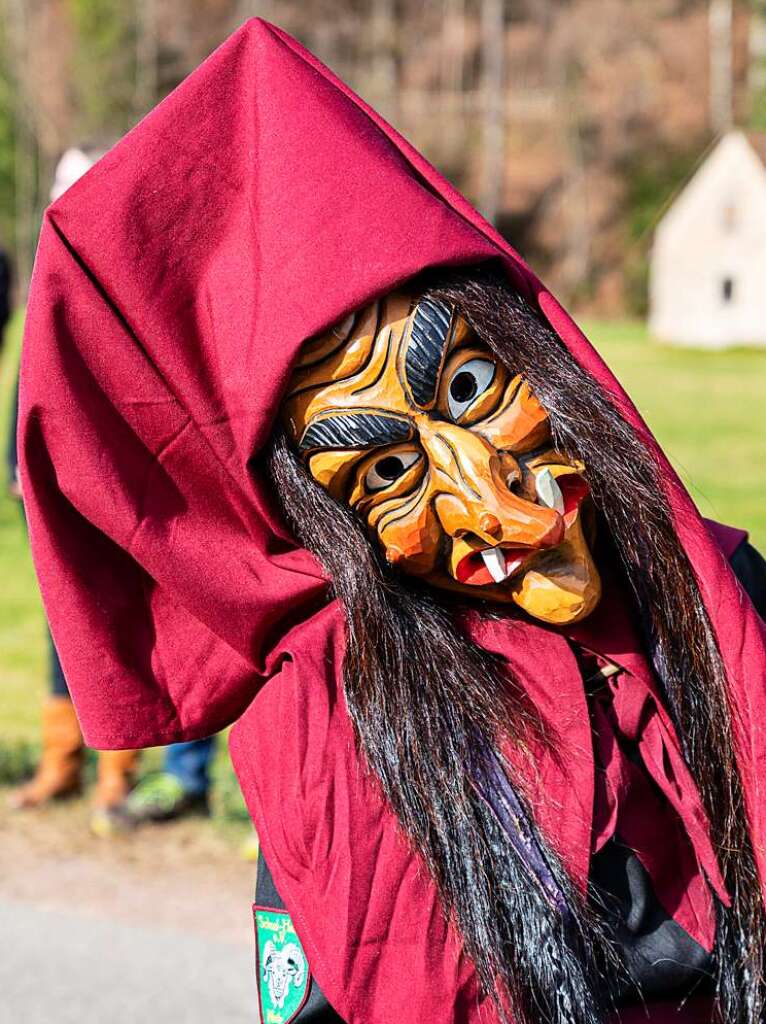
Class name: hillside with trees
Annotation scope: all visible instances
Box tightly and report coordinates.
[2,0,764,312]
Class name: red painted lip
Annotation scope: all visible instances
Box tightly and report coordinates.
[453,474,590,587]
[455,546,533,586]
[559,473,590,526]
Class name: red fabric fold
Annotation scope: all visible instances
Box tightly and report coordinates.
[591,689,721,950]
[566,570,732,952]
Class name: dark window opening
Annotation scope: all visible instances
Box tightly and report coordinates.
[722,277,735,303]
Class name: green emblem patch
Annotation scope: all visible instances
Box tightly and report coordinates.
[254,906,311,1024]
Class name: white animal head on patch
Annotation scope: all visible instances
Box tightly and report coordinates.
[262,940,306,1009]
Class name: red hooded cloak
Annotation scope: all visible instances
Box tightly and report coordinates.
[18,19,766,1024]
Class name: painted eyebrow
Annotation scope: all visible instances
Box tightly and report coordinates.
[299,411,413,455]
[403,298,454,408]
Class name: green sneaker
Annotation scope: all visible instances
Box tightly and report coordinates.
[240,829,260,863]
[121,772,210,825]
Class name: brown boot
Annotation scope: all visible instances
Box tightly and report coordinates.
[93,749,140,809]
[8,696,84,809]
[90,749,140,837]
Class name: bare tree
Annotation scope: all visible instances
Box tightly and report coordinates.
[480,0,505,223]
[440,0,466,97]
[237,0,274,18]
[371,0,398,121]
[0,0,741,312]
[709,0,734,132]
[3,0,73,290]
[4,0,33,288]
[749,0,766,123]
[135,0,159,117]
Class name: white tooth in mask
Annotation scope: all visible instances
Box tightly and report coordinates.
[535,468,565,514]
[481,547,508,583]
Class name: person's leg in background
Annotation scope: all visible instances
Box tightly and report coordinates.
[122,737,215,824]
[8,633,84,808]
[8,367,86,809]
[11,628,141,822]
[90,746,141,836]
[164,739,215,800]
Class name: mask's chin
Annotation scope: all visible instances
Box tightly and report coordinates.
[508,516,601,624]
[403,513,602,625]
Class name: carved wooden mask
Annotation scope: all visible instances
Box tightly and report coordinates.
[282,292,601,624]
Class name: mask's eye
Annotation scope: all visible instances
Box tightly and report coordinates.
[446,357,496,421]
[365,451,421,492]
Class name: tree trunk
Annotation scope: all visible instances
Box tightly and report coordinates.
[237,0,273,21]
[709,0,734,133]
[371,0,397,122]
[5,0,36,293]
[748,0,766,126]
[480,0,505,224]
[135,0,160,117]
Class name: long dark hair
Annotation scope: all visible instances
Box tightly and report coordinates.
[266,267,766,1023]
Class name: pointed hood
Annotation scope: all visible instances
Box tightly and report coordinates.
[20,19,511,747]
[19,20,766,1022]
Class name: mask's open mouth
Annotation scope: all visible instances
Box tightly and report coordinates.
[453,473,590,587]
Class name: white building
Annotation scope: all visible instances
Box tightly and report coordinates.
[649,131,766,348]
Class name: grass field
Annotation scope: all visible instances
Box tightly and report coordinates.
[1,312,764,743]
[583,320,766,548]
[1,312,46,742]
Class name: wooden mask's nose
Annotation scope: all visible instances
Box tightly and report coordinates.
[416,420,565,550]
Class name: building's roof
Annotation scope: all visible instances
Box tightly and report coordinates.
[746,131,766,166]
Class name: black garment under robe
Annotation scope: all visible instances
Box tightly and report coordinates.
[587,535,766,1007]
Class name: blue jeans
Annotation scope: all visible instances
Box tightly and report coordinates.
[50,632,69,696]
[164,738,216,796]
[18,495,70,700]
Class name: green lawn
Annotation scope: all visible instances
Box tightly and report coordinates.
[583,321,766,550]
[1,313,764,742]
[1,311,47,742]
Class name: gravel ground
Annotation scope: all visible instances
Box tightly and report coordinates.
[0,790,258,1023]
[0,899,255,1023]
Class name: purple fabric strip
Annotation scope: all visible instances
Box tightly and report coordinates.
[473,743,573,923]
